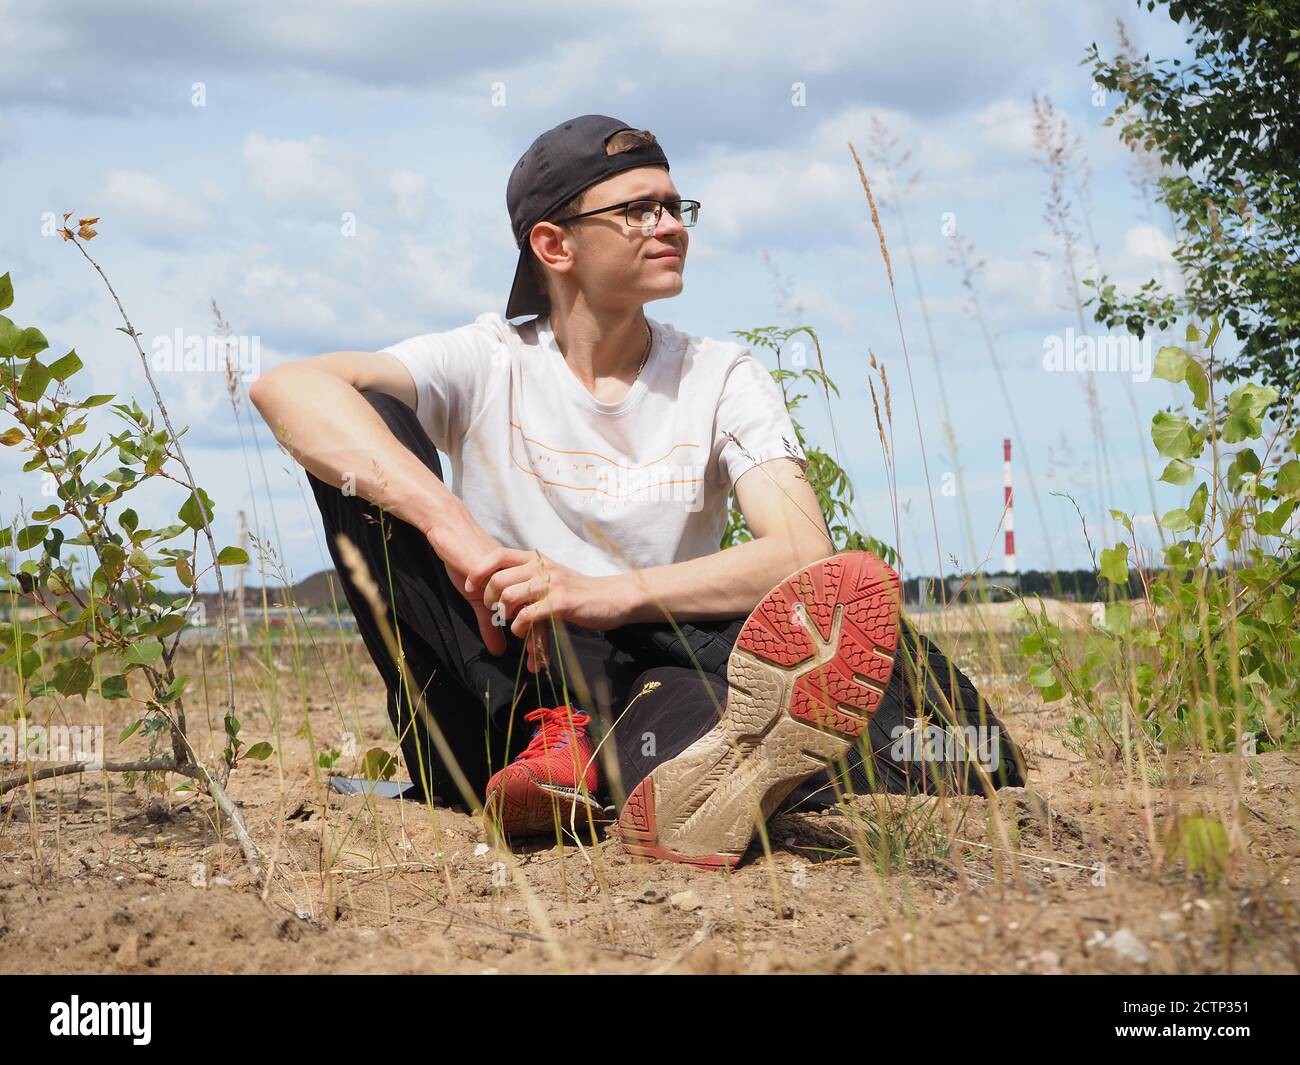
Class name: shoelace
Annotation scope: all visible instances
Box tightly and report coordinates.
[515,704,591,762]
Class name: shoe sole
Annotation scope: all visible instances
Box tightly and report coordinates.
[616,551,900,869]
[485,763,605,839]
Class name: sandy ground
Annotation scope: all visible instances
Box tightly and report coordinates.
[2,619,1297,975]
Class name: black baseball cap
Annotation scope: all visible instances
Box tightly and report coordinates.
[505,115,670,320]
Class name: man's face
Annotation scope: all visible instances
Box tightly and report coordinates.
[534,164,688,311]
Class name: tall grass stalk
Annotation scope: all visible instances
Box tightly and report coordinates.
[849,143,946,589]
[866,116,979,569]
[1031,93,1121,546]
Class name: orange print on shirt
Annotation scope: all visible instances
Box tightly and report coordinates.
[506,419,705,505]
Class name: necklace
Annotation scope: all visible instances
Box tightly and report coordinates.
[634,321,652,379]
[555,320,652,383]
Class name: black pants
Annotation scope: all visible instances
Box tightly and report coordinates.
[308,391,1024,815]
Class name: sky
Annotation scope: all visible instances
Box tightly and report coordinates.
[0,0,1206,591]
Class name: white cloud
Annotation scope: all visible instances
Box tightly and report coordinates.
[973,99,1038,156]
[240,261,342,334]
[782,284,854,331]
[101,169,211,233]
[389,168,428,224]
[1124,223,1176,263]
[242,132,361,208]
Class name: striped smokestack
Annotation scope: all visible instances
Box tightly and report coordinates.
[1003,437,1016,574]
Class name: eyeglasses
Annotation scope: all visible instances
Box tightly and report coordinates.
[552,198,701,231]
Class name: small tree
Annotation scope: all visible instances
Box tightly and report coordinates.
[0,231,262,878]
[1021,322,1299,762]
[1086,1,1300,409]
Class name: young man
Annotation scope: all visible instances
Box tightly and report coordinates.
[250,115,1023,868]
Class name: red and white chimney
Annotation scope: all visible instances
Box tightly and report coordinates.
[1003,437,1017,574]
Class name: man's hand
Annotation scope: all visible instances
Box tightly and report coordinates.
[423,516,515,659]
[466,548,629,674]
[440,550,508,657]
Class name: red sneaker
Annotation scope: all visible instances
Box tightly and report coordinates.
[617,551,901,869]
[484,705,602,839]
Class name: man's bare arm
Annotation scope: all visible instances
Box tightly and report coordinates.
[615,457,835,624]
[248,351,479,549]
[248,351,509,651]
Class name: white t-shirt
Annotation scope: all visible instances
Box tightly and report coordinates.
[381,312,807,576]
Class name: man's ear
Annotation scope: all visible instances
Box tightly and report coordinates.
[531,222,575,278]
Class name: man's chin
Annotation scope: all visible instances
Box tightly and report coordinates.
[641,287,683,306]
[642,278,684,302]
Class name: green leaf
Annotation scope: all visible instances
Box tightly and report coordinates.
[1038,679,1065,703]
[1099,543,1130,585]
[15,524,48,551]
[1153,345,1190,383]
[361,747,398,781]
[101,674,130,700]
[1248,507,1289,538]
[146,614,187,638]
[1109,508,1133,533]
[16,357,52,402]
[1222,384,1279,443]
[0,426,25,446]
[217,546,249,565]
[0,315,18,359]
[83,394,114,407]
[1151,411,1202,460]
[1184,361,1209,409]
[124,638,163,665]
[1223,407,1262,443]
[48,350,82,381]
[1260,594,1294,627]
[1229,382,1278,419]
[0,272,12,312]
[98,542,126,579]
[1028,662,1057,688]
[1159,458,1195,486]
[1277,460,1300,498]
[119,717,143,741]
[52,657,94,698]
[178,488,214,530]
[1102,601,1132,635]
[12,326,49,360]
[1160,508,1194,532]
[244,742,274,760]
[1229,448,1261,486]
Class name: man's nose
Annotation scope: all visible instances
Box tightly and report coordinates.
[654,207,687,239]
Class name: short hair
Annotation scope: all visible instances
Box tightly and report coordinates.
[526,128,661,297]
